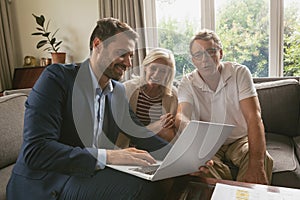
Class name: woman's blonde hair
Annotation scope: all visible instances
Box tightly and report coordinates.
[140,48,176,96]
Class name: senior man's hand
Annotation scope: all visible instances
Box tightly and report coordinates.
[189,160,214,177]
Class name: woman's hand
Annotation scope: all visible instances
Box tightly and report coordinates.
[156,113,176,142]
[160,113,175,129]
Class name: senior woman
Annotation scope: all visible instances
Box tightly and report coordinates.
[116,48,178,148]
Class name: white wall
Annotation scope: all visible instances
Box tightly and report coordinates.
[12,0,99,66]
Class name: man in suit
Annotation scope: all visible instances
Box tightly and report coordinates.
[6,18,175,200]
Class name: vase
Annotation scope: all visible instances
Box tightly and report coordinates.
[51,52,66,64]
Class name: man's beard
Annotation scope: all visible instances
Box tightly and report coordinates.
[103,63,126,81]
[98,51,127,81]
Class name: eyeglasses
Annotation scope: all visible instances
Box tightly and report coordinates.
[191,48,219,60]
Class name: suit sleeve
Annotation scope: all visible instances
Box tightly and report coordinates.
[22,64,98,176]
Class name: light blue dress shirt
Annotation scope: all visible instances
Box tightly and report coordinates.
[88,64,113,169]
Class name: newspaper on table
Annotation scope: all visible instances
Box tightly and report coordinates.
[211,182,300,200]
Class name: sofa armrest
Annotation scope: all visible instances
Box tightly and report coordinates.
[3,88,31,96]
[0,94,27,169]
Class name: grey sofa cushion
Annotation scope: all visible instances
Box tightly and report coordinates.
[0,164,14,200]
[271,159,300,189]
[0,94,27,168]
[255,79,300,137]
[266,132,297,172]
[294,136,300,160]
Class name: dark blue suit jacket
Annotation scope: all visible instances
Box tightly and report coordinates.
[6,59,170,199]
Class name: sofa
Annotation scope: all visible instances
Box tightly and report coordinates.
[1,77,300,199]
[0,93,27,200]
[253,77,300,189]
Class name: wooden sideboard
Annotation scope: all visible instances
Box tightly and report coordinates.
[12,66,45,89]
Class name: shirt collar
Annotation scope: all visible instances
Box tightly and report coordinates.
[88,63,113,97]
[219,62,233,82]
[191,62,232,91]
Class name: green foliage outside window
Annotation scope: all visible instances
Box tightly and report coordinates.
[157,18,197,80]
[283,4,300,76]
[216,0,269,77]
[157,0,300,77]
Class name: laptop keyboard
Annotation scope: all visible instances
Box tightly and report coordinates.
[130,165,160,175]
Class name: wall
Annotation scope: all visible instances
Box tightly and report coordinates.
[11,0,99,66]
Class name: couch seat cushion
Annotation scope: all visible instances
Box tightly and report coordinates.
[266,132,297,172]
[294,136,300,160]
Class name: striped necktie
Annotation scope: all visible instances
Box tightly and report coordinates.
[96,88,102,122]
[95,88,102,148]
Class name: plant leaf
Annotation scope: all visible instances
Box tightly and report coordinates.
[55,41,63,47]
[42,32,50,37]
[36,27,43,31]
[37,40,47,49]
[34,14,45,27]
[32,14,40,25]
[32,32,43,36]
[50,38,56,45]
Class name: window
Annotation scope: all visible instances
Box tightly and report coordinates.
[215,0,269,77]
[156,0,201,80]
[155,0,300,78]
[283,0,300,76]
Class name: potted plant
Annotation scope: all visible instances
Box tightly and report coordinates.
[31,13,66,64]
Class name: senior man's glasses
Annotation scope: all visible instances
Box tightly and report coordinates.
[191,48,219,60]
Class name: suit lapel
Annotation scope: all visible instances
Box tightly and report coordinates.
[72,59,94,147]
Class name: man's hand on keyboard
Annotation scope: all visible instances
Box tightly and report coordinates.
[106,148,156,166]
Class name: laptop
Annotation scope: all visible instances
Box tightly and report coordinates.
[107,120,235,181]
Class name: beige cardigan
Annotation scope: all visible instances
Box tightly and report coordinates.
[115,77,178,148]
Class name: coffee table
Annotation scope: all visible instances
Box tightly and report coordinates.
[166,176,300,200]
[165,176,217,200]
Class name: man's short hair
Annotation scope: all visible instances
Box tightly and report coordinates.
[89,17,139,51]
[189,29,223,53]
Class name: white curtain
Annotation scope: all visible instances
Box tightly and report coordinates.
[99,0,157,81]
[0,0,16,91]
[269,0,284,77]
[201,0,215,30]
